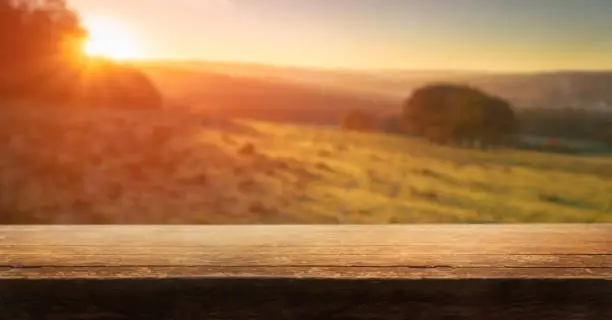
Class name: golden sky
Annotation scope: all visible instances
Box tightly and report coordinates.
[69,0,612,71]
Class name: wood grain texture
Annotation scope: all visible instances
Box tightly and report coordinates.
[1,225,611,319]
[2,266,612,280]
[1,224,611,279]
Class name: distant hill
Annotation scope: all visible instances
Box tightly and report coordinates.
[136,62,394,125]
[134,61,612,126]
[461,71,612,110]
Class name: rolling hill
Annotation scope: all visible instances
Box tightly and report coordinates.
[136,61,612,113]
[136,62,396,125]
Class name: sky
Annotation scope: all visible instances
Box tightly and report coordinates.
[68,0,612,72]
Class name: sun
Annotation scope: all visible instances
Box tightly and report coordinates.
[83,18,142,60]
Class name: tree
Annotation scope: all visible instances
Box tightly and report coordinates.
[481,97,517,146]
[378,113,407,134]
[403,84,517,148]
[602,127,612,147]
[77,58,164,109]
[0,0,86,94]
[340,109,376,132]
[0,0,163,109]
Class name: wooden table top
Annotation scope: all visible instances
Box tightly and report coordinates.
[1,224,611,279]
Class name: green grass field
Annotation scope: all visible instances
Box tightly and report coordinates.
[240,121,612,223]
[2,107,611,224]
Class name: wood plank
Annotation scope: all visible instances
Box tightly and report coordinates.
[2,225,611,318]
[3,250,612,268]
[2,225,611,250]
[2,266,612,279]
[1,225,611,279]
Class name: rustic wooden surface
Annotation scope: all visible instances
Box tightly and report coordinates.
[2,224,612,279]
[1,225,611,319]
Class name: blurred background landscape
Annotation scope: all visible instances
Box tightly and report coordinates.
[1,0,611,224]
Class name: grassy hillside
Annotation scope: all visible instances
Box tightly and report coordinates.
[2,105,610,224]
[245,122,612,223]
[135,62,612,148]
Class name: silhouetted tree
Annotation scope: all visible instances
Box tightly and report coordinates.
[602,127,612,147]
[0,0,86,98]
[77,58,164,109]
[517,107,612,144]
[341,109,376,132]
[403,84,517,148]
[462,97,517,146]
[0,0,163,109]
[378,113,407,134]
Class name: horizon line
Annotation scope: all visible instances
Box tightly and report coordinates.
[128,58,612,75]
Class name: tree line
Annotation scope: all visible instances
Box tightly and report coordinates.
[342,83,612,149]
[342,84,518,149]
[517,107,612,146]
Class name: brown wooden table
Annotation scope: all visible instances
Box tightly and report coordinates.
[1,224,611,319]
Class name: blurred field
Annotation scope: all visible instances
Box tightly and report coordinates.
[245,121,612,223]
[2,106,611,224]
